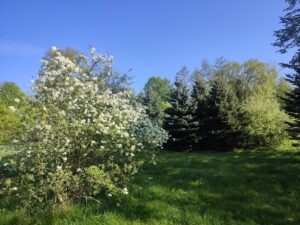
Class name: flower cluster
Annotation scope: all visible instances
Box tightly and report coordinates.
[0,47,168,212]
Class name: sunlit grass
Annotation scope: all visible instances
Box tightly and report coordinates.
[1,150,300,225]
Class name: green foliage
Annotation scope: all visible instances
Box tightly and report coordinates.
[192,70,209,147]
[274,0,300,145]
[273,0,300,55]
[1,151,300,225]
[0,47,167,215]
[276,77,292,108]
[284,65,300,145]
[140,77,171,126]
[191,59,289,150]
[0,104,22,144]
[240,60,278,97]
[164,67,197,151]
[0,82,26,106]
[141,88,165,126]
[143,77,171,103]
[240,94,289,148]
[205,67,240,149]
[0,82,26,144]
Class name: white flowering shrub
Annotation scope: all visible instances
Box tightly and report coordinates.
[0,47,167,213]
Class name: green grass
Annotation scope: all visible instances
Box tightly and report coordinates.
[1,150,300,225]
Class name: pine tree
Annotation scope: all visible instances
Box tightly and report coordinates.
[164,68,197,151]
[284,57,300,144]
[205,75,240,150]
[274,0,300,145]
[192,71,208,148]
[142,87,165,126]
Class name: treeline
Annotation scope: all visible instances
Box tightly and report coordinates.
[138,0,300,152]
[0,58,295,151]
[139,59,293,151]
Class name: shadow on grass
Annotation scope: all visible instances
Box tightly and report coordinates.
[114,150,300,224]
[1,150,300,225]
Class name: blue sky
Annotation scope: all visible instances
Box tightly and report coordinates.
[0,0,292,93]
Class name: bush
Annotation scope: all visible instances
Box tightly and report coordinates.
[0,105,22,144]
[240,94,289,148]
[0,82,27,144]
[0,47,168,214]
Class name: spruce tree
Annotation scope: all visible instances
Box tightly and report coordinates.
[274,0,300,145]
[205,75,240,150]
[192,70,208,148]
[142,87,165,126]
[164,68,197,151]
[284,58,300,144]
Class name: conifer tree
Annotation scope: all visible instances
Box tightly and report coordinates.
[192,70,208,148]
[142,87,165,126]
[205,74,240,150]
[284,59,300,144]
[274,0,300,145]
[164,68,197,151]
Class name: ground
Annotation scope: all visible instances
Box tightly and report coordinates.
[1,150,300,225]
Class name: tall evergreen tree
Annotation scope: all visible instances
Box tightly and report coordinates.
[142,87,165,126]
[284,60,300,144]
[274,0,300,145]
[205,75,239,150]
[164,68,197,151]
[192,70,208,148]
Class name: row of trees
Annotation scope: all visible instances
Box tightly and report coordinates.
[1,59,297,153]
[2,0,299,153]
[139,0,300,151]
[139,60,292,151]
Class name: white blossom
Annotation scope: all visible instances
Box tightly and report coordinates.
[11,187,18,191]
[9,106,16,112]
[122,187,128,195]
[5,47,168,210]
[65,138,70,146]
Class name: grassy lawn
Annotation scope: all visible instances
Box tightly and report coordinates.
[1,150,300,225]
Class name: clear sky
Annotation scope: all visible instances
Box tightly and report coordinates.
[0,0,292,93]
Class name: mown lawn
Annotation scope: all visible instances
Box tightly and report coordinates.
[1,150,300,225]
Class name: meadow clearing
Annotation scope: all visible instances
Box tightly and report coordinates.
[1,149,299,225]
